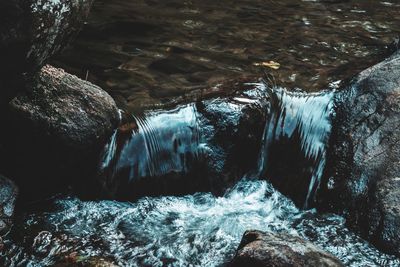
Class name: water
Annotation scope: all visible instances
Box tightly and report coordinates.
[3,1,400,266]
[52,0,400,111]
[258,88,335,208]
[99,104,208,198]
[2,85,400,266]
[2,180,399,266]
[101,105,203,184]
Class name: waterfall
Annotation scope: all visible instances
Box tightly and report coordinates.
[100,104,204,192]
[258,87,335,208]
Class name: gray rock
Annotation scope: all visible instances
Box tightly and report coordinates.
[230,230,343,267]
[319,50,400,256]
[2,65,119,199]
[0,0,94,100]
[0,175,18,235]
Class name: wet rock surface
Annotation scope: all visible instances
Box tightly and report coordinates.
[230,230,343,267]
[54,256,119,267]
[1,65,119,199]
[0,175,18,235]
[0,0,93,91]
[320,50,400,256]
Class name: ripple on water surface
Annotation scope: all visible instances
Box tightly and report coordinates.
[53,0,400,110]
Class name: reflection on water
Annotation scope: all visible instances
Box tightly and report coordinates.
[101,105,202,181]
[2,180,399,266]
[100,104,206,198]
[53,0,400,111]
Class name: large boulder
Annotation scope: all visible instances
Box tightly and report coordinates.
[0,175,18,235]
[318,50,400,255]
[0,0,94,101]
[229,230,343,267]
[0,65,119,199]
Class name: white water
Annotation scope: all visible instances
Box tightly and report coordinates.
[3,179,399,267]
[101,104,203,182]
[258,87,335,207]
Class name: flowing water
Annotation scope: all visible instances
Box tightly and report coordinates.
[258,88,335,208]
[52,0,400,111]
[2,180,400,266]
[101,105,202,183]
[3,0,400,266]
[2,85,400,266]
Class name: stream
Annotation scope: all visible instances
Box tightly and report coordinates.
[2,84,400,266]
[2,0,400,266]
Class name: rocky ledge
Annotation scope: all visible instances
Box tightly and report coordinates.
[230,230,343,267]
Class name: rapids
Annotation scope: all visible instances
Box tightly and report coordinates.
[1,84,400,267]
[2,180,399,266]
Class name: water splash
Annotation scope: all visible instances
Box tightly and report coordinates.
[2,180,399,267]
[258,87,335,208]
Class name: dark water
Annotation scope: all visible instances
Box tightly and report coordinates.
[53,0,400,111]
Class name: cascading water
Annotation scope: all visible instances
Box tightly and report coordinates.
[99,104,206,197]
[258,87,335,208]
[2,84,399,267]
[102,104,202,180]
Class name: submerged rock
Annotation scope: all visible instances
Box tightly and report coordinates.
[319,50,400,256]
[0,175,18,235]
[1,65,119,199]
[230,230,343,267]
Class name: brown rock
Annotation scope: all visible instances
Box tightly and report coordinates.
[230,230,343,267]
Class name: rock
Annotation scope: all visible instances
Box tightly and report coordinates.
[0,0,94,100]
[0,175,18,235]
[1,65,119,199]
[371,178,400,254]
[318,50,400,255]
[54,256,119,267]
[230,230,343,267]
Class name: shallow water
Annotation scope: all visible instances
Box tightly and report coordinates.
[2,180,399,266]
[53,0,400,111]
